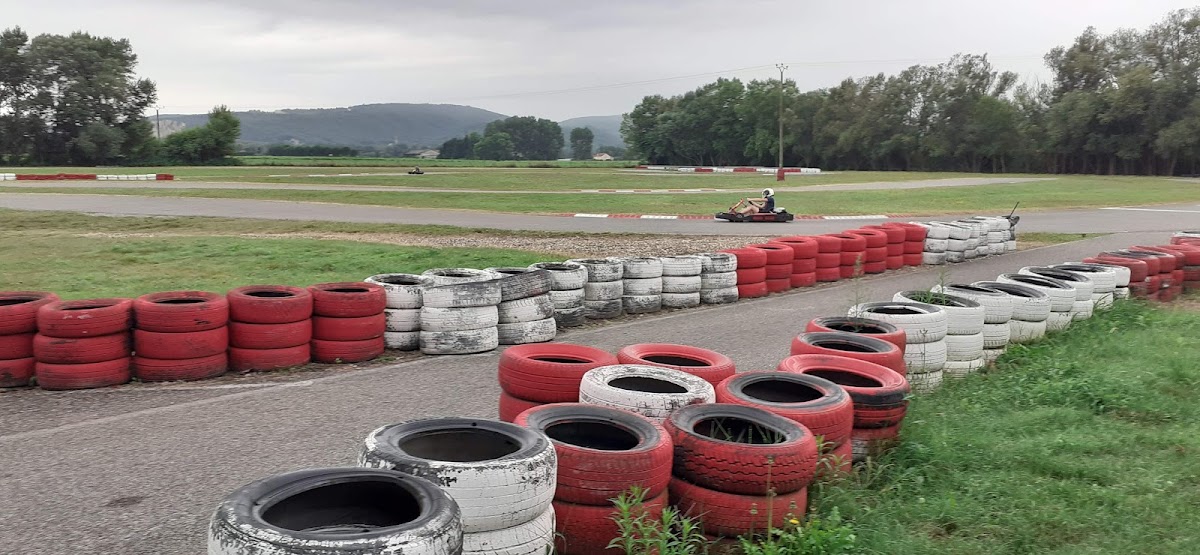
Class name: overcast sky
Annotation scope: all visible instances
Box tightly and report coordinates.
[10,0,1192,120]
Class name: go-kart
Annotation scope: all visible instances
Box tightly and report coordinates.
[716,209,795,222]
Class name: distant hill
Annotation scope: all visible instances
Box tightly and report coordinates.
[158,104,627,150]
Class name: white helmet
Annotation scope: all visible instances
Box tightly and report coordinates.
[762,188,774,197]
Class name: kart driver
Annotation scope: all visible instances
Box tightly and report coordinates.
[735,188,776,215]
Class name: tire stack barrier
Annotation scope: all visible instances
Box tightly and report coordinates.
[359,418,557,555]
[790,330,906,377]
[34,298,133,390]
[488,267,557,345]
[887,222,928,266]
[716,371,854,464]
[365,273,433,351]
[496,343,619,421]
[132,291,229,381]
[922,223,950,265]
[309,282,386,363]
[516,404,671,555]
[803,316,906,353]
[1132,247,1184,301]
[931,285,1014,365]
[825,233,867,279]
[864,225,907,270]
[1084,255,1146,300]
[955,219,985,260]
[529,262,589,328]
[997,273,1075,332]
[617,343,736,387]
[1154,243,1200,292]
[774,236,819,287]
[579,365,715,423]
[1106,251,1161,299]
[846,228,889,274]
[849,302,948,394]
[696,252,739,304]
[419,270,502,355]
[664,404,818,537]
[972,216,1008,255]
[971,281,1050,344]
[620,257,664,315]
[894,291,985,379]
[723,247,769,298]
[1053,264,1119,310]
[813,234,843,282]
[1172,231,1200,246]
[942,222,972,263]
[569,258,624,320]
[227,285,313,372]
[1020,267,1095,320]
[748,242,796,293]
[659,256,704,309]
[779,354,909,463]
[0,291,57,388]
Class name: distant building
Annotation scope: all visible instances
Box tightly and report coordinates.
[405,149,440,159]
[592,152,615,161]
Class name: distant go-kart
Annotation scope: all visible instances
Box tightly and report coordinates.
[716,197,795,222]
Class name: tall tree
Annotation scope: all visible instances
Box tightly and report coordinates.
[162,105,240,164]
[484,116,563,160]
[569,127,594,160]
[474,132,515,160]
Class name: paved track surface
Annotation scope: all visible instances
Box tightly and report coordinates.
[0,232,1173,555]
[0,193,1196,235]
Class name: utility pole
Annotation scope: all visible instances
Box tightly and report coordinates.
[155,107,161,140]
[776,63,788,181]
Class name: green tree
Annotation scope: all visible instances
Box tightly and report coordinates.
[484,116,563,160]
[569,127,594,160]
[163,105,241,164]
[473,131,515,160]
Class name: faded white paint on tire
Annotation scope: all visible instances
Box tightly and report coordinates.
[661,275,702,294]
[925,224,951,240]
[700,287,739,305]
[423,268,503,286]
[661,292,701,309]
[549,289,585,310]
[924,238,949,253]
[983,346,1006,365]
[946,251,965,263]
[622,278,663,296]
[700,272,737,290]
[943,357,985,379]
[1008,319,1046,344]
[849,302,948,344]
[386,308,421,332]
[973,282,1051,322]
[420,306,499,332]
[892,292,985,335]
[1006,240,1017,251]
[1046,310,1073,332]
[497,295,555,324]
[583,299,622,319]
[423,281,502,309]
[462,505,554,555]
[1071,299,1094,320]
[904,340,947,374]
[497,318,557,345]
[1092,292,1114,310]
[942,223,970,240]
[554,306,586,328]
[982,323,1010,349]
[486,268,553,302]
[621,257,663,279]
[622,294,662,314]
[568,258,623,282]
[931,285,1013,324]
[697,252,738,274]
[907,369,943,394]
[997,275,1074,312]
[660,256,704,277]
[583,281,623,301]
[943,333,984,362]
[1054,264,1117,292]
[946,239,968,252]
[1020,267,1094,301]
[1113,287,1130,300]
[420,327,499,355]
[530,262,588,291]
[385,331,420,351]
[579,364,715,422]
[366,273,434,309]
[923,251,947,265]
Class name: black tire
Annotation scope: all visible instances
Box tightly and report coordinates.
[485,268,553,302]
[207,467,463,555]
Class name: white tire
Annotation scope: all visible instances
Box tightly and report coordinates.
[360,419,556,533]
[661,292,701,309]
[497,295,555,324]
[420,327,499,355]
[463,505,554,555]
[931,284,1014,324]
[385,308,421,332]
[583,299,622,319]
[423,268,503,286]
[700,287,739,305]
[1020,267,1093,300]
[925,224,952,240]
[943,357,985,379]
[554,306,586,328]
[384,330,420,351]
[1076,263,1129,287]
[942,224,971,240]
[944,333,984,362]
[568,258,623,282]
[1114,287,1130,300]
[1008,319,1046,344]
[892,291,985,335]
[549,289,585,310]
[622,294,662,314]
[420,306,500,332]
[988,243,1006,255]
[996,274,1074,312]
[486,268,553,302]
[498,318,557,345]
[1046,311,1072,332]
[972,281,1051,322]
[661,275,702,294]
[621,257,664,279]
[946,251,965,263]
[1006,240,1017,251]
[946,238,968,252]
[907,369,943,394]
[983,346,1006,365]
[529,262,588,291]
[849,302,948,344]
[697,252,738,274]
[423,281,502,309]
[660,256,704,277]
[964,248,979,260]
[925,238,949,253]
[982,323,1010,349]
[583,280,623,301]
[987,231,1005,244]
[904,340,947,374]
[1092,292,1114,310]
[700,272,737,290]
[965,238,980,252]
[579,365,715,423]
[922,252,947,265]
[623,277,663,296]
[1071,299,1094,321]
[1054,264,1116,292]
[365,273,434,309]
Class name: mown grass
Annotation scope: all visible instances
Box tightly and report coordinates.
[809,299,1200,554]
[235,156,639,168]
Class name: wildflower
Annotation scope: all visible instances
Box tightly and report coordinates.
[789,518,800,525]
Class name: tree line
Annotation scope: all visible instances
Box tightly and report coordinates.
[622,8,1200,175]
[439,116,566,160]
[0,27,239,166]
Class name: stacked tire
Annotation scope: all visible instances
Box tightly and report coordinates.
[360,418,557,555]
[496,343,618,421]
[529,262,589,328]
[1132,247,1185,301]
[1102,251,1162,299]
[894,291,985,379]
[227,285,313,372]
[1172,231,1200,246]
[570,258,624,320]
[308,282,386,363]
[716,371,854,465]
[846,228,890,274]
[0,291,57,388]
[516,404,671,555]
[1154,244,1200,292]
[813,234,843,282]
[489,267,556,345]
[804,316,906,353]
[849,302,947,393]
[620,257,663,315]
[1021,267,1095,321]
[659,256,704,309]
[420,271,502,355]
[997,273,1075,332]
[774,236,819,287]
[696,252,739,305]
[1053,264,1120,310]
[955,219,985,260]
[864,225,907,270]
[1084,255,1146,300]
[790,330,906,377]
[887,223,928,267]
[941,222,973,263]
[580,365,715,423]
[922,222,950,265]
[365,273,434,351]
[132,291,229,381]
[34,298,133,390]
[971,281,1051,345]
[723,247,769,298]
[931,284,1013,365]
[617,343,736,387]
[748,242,795,293]
[825,233,867,279]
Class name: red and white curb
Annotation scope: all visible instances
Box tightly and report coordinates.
[559,213,901,220]
[0,173,175,181]
[636,165,822,174]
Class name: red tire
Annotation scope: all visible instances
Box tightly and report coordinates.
[790,272,817,288]
[886,255,905,270]
[737,282,769,299]
[886,242,906,256]
[1184,266,1200,281]
[778,354,910,428]
[864,224,906,244]
[790,331,905,376]
[883,222,927,242]
[1131,247,1179,272]
[766,278,792,293]
[227,285,313,324]
[845,228,888,248]
[498,391,543,422]
[826,233,867,252]
[516,403,672,504]
[311,337,385,363]
[716,371,854,449]
[664,404,817,495]
[903,241,924,255]
[805,316,905,351]
[669,478,806,537]
[815,267,841,282]
[721,247,768,269]
[228,344,310,372]
[839,264,862,279]
[864,246,888,263]
[1154,245,1200,266]
[0,357,35,388]
[0,332,35,359]
[765,263,794,280]
[903,252,924,266]
[815,252,841,268]
[34,332,131,364]
[792,258,817,274]
[813,235,842,253]
[863,261,888,274]
[133,353,227,382]
[735,267,767,285]
[553,491,667,555]
[133,327,227,360]
[132,291,228,333]
[36,298,132,338]
[228,320,312,349]
[822,440,853,477]
[35,358,132,390]
[840,250,865,266]
[617,343,736,387]
[497,343,619,403]
[311,314,386,341]
[310,282,387,318]
[1084,257,1149,283]
[773,236,819,258]
[852,424,901,442]
[746,243,795,266]
[0,291,59,335]
[1104,251,1160,274]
